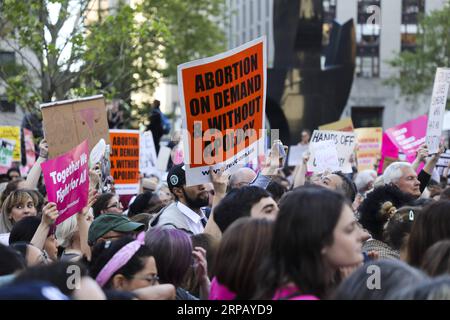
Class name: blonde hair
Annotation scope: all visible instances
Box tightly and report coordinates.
[55,214,78,248]
[0,190,36,233]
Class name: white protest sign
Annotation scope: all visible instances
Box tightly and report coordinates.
[157,146,172,172]
[426,68,450,154]
[89,138,106,168]
[139,131,158,176]
[307,130,356,173]
[311,140,340,173]
[288,144,309,166]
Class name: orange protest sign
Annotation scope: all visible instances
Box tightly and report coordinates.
[109,130,140,195]
[178,37,266,186]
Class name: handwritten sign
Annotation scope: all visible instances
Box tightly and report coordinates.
[426,68,450,154]
[355,127,382,171]
[307,130,356,173]
[311,140,340,173]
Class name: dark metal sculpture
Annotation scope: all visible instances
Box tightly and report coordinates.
[267,0,356,145]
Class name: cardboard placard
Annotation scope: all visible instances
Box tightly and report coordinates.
[311,140,340,173]
[178,37,266,186]
[307,130,356,173]
[109,130,140,195]
[41,95,110,159]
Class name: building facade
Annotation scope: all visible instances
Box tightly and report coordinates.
[224,0,447,130]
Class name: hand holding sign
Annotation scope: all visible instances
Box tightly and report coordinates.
[210,166,228,195]
[416,144,428,163]
[261,140,287,176]
[41,202,59,226]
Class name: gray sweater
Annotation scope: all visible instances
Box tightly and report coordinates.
[149,202,194,234]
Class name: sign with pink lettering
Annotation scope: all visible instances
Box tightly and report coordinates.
[385,115,428,163]
[41,140,89,225]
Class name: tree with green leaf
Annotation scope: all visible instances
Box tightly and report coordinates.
[0,0,227,126]
[386,1,450,106]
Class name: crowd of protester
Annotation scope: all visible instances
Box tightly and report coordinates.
[2,125,450,301]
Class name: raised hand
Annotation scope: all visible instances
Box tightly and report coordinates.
[192,246,208,280]
[210,166,228,195]
[41,202,58,225]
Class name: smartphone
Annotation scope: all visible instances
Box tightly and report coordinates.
[275,142,288,167]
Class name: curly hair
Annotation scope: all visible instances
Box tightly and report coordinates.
[358,185,414,241]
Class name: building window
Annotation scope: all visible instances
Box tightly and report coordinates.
[351,106,384,128]
[0,97,16,113]
[257,0,261,21]
[266,0,270,17]
[0,51,16,78]
[401,0,425,52]
[243,1,246,28]
[250,0,254,25]
[322,0,337,48]
[356,0,381,78]
[257,24,262,37]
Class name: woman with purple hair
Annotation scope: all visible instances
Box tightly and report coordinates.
[145,227,210,300]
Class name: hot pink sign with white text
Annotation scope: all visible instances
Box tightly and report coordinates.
[41,140,89,225]
[385,115,428,162]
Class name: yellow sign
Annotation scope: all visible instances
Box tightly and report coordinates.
[0,126,21,161]
[319,118,354,132]
[355,127,382,171]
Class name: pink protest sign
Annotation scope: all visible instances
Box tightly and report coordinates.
[41,140,89,225]
[20,129,36,176]
[378,133,398,174]
[385,115,428,163]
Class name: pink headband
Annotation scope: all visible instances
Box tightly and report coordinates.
[95,232,146,288]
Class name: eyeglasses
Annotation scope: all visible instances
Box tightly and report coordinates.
[132,274,160,286]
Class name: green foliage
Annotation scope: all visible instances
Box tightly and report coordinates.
[0,0,227,123]
[386,1,450,105]
[142,0,227,80]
